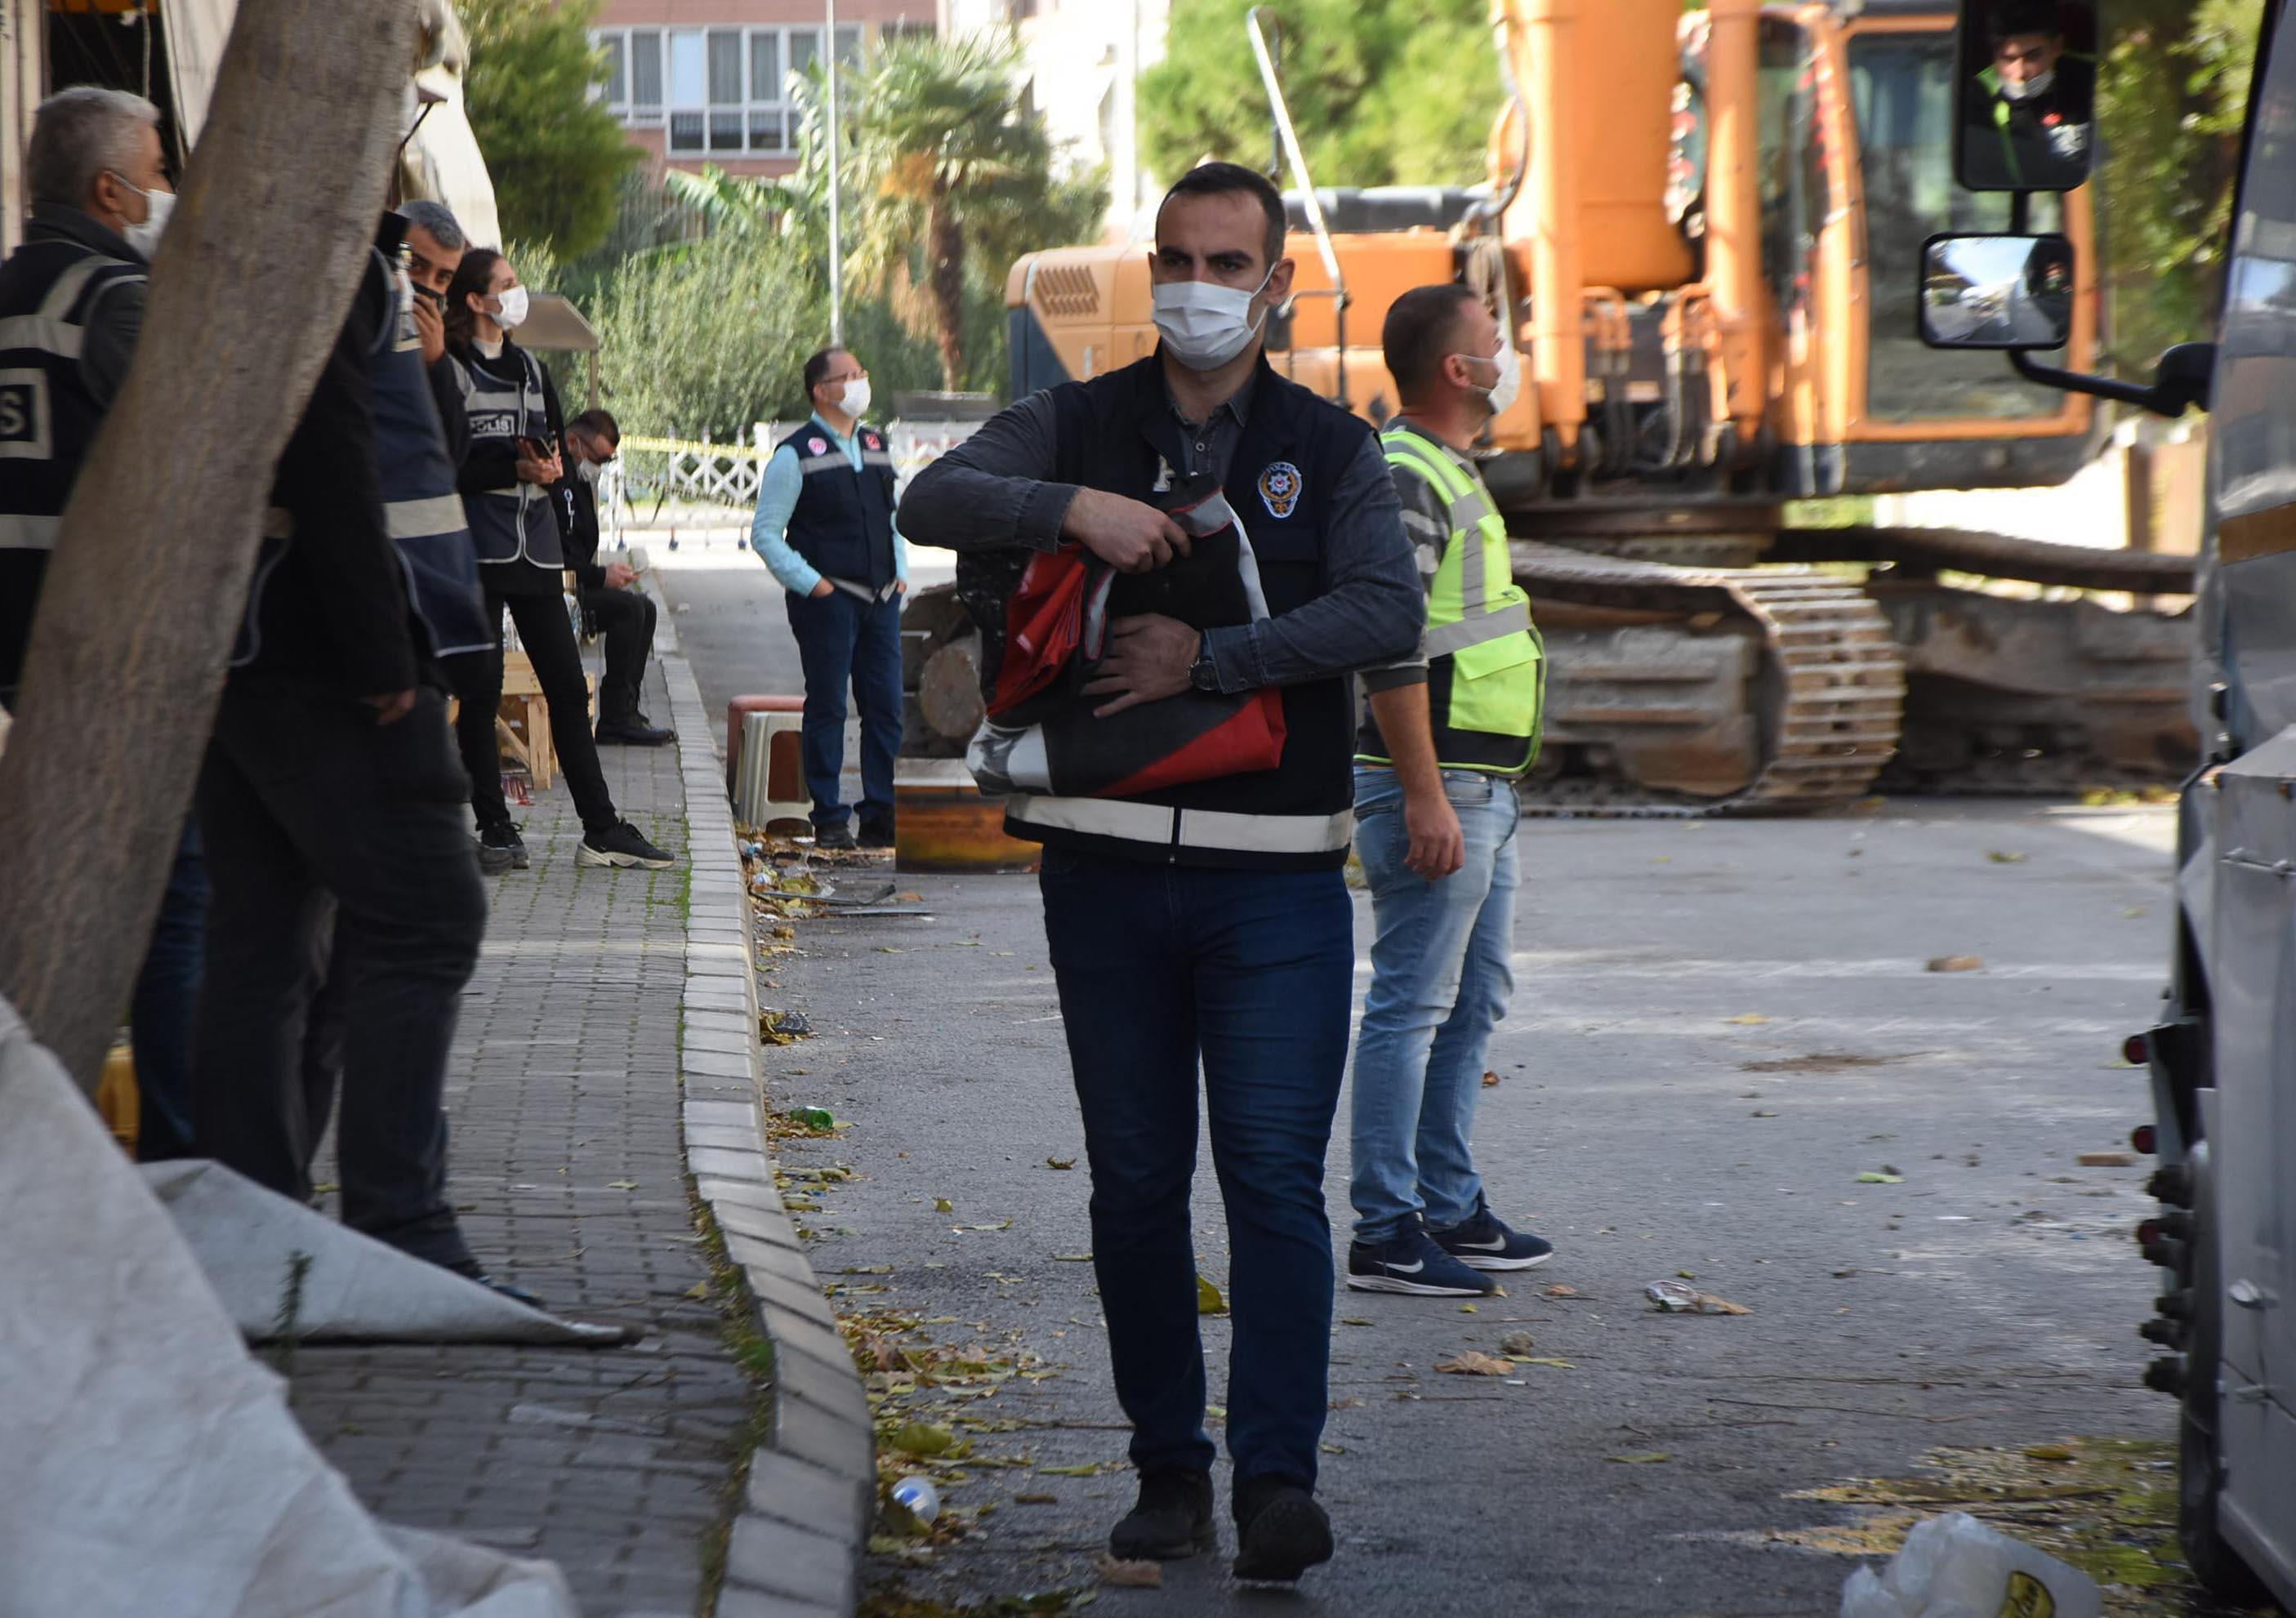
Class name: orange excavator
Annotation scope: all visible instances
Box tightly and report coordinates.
[978,0,2196,810]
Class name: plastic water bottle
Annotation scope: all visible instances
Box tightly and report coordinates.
[890,1474,940,1525]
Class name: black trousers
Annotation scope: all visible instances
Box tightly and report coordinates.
[586,584,657,724]
[453,586,619,837]
[191,678,488,1268]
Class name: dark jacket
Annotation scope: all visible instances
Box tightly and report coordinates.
[555,463,606,592]
[1963,54,2096,190]
[232,248,421,695]
[0,205,147,700]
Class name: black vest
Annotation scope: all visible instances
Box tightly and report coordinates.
[1001,354,1369,871]
[453,341,562,570]
[778,420,897,591]
[0,238,146,698]
[367,253,488,657]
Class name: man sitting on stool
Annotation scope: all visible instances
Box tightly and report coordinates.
[748,346,909,850]
[557,408,670,746]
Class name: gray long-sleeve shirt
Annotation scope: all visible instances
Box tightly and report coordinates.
[901,366,1422,693]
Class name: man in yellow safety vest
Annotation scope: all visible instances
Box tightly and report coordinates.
[1346,283,1552,1298]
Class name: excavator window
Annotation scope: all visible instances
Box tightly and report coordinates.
[1848,29,2068,422]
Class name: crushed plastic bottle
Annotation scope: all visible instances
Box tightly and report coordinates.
[889,1474,941,1526]
[1841,1511,2101,1617]
[787,1105,835,1130]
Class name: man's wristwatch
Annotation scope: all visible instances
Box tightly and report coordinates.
[1188,637,1221,693]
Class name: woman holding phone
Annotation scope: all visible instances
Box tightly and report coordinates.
[443,247,673,871]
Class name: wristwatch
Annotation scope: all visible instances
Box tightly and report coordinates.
[1188,638,1221,693]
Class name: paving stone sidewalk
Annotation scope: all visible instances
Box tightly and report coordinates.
[289,662,756,1616]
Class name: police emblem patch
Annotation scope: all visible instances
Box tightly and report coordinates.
[1258,461,1303,519]
[809,437,829,454]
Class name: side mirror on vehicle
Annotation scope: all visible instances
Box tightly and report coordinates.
[1953,0,2098,193]
[1919,233,2075,350]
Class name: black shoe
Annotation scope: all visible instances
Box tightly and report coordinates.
[578,819,676,869]
[478,822,528,871]
[1109,1467,1216,1561]
[1232,1473,1332,1584]
[1346,1217,1499,1296]
[1431,1200,1555,1271]
[856,821,896,849]
[444,1256,543,1310]
[814,823,858,852]
[595,716,675,747]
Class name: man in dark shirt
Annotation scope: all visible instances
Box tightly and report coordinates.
[0,87,202,1161]
[903,163,1420,1585]
[1962,0,2095,191]
[556,408,671,745]
[191,231,508,1295]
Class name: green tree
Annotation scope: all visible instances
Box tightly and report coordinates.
[2093,0,2262,371]
[845,33,1107,390]
[1139,0,1498,189]
[461,0,639,259]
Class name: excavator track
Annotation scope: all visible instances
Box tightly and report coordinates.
[1510,543,1906,817]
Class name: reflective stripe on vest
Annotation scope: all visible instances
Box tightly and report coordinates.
[371,253,490,656]
[455,345,560,568]
[1376,426,1544,771]
[1008,793,1355,856]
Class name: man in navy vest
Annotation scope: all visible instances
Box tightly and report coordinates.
[748,347,909,849]
[903,162,1421,1584]
[0,87,203,1162]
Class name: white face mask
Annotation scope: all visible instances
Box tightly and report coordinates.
[116,180,173,258]
[492,284,529,331]
[1999,65,2057,101]
[1455,338,1522,417]
[577,457,602,485]
[1152,266,1276,371]
[836,377,872,418]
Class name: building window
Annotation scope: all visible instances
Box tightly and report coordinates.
[629,28,662,124]
[596,23,867,157]
[600,33,626,106]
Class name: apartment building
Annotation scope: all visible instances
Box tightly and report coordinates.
[590,2,938,177]
[938,0,1170,231]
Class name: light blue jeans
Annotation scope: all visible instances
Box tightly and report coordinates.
[1349,765,1520,1244]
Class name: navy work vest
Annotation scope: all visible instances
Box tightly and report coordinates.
[994,354,1369,871]
[778,419,898,591]
[0,238,146,697]
[368,252,489,657]
[453,341,562,570]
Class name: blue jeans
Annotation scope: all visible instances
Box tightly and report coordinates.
[130,816,207,1161]
[1039,849,1354,1486]
[1349,766,1520,1243]
[784,587,903,832]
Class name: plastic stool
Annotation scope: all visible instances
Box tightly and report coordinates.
[728,695,810,833]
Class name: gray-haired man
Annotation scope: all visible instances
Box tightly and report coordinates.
[0,87,200,1161]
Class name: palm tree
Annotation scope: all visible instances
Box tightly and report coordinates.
[845,33,1062,392]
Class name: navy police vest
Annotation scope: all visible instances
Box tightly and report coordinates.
[998,354,1369,871]
[0,238,147,697]
[777,419,897,591]
[453,341,563,570]
[372,252,488,656]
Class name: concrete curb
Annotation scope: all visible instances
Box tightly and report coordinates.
[662,649,873,1618]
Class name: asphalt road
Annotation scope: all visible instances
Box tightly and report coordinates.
[656,550,2191,1617]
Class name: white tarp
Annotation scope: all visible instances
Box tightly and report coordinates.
[163,0,504,249]
[140,1159,632,1346]
[0,999,576,1618]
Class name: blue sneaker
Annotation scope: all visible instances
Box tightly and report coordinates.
[1346,1219,1497,1296]
[1431,1201,1554,1271]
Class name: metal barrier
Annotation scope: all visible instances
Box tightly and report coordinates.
[603,419,984,541]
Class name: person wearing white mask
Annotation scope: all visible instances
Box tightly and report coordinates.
[1962,0,2093,190]
[900,162,1422,1585]
[0,87,204,1162]
[1347,283,1552,1302]
[748,345,912,850]
[442,246,674,872]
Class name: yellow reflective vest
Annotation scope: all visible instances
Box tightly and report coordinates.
[1358,423,1545,775]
